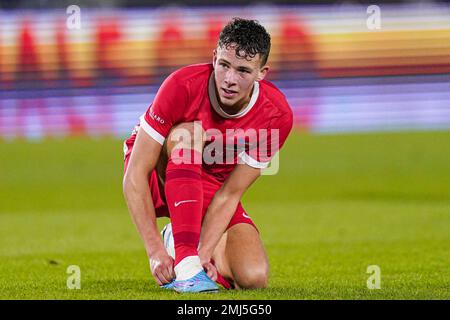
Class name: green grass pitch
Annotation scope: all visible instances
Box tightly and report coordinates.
[0,130,449,299]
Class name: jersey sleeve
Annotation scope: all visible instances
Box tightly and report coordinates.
[139,71,189,145]
[239,111,293,169]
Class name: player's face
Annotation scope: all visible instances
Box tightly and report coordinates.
[213,45,269,110]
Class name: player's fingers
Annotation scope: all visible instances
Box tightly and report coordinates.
[167,257,176,279]
[152,272,164,286]
[154,264,171,285]
[160,266,174,284]
[204,263,217,281]
[210,269,217,282]
[168,263,176,279]
[205,265,213,278]
[203,262,210,273]
[156,265,172,284]
[166,263,175,281]
[149,261,163,286]
[210,264,218,282]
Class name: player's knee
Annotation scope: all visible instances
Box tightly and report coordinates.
[166,122,204,156]
[235,267,269,290]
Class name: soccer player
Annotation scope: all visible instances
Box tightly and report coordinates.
[123,18,293,292]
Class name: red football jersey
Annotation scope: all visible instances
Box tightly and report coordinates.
[124,63,293,182]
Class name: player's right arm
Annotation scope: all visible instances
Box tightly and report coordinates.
[123,128,174,285]
[122,69,189,286]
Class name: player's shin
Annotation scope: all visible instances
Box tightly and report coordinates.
[164,148,204,280]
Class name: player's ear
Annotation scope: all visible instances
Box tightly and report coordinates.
[212,49,217,67]
[257,65,269,81]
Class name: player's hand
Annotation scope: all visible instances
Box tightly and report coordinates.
[199,249,217,281]
[149,250,175,286]
[198,249,217,281]
[202,261,218,282]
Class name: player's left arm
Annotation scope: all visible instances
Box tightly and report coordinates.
[198,106,293,276]
[198,163,261,266]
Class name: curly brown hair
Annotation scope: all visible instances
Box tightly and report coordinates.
[218,17,271,66]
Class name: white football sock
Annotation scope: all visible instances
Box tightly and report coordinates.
[174,256,203,281]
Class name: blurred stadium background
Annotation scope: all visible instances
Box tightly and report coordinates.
[1,0,450,138]
[0,0,449,299]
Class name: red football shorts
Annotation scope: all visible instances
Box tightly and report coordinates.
[123,153,258,231]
